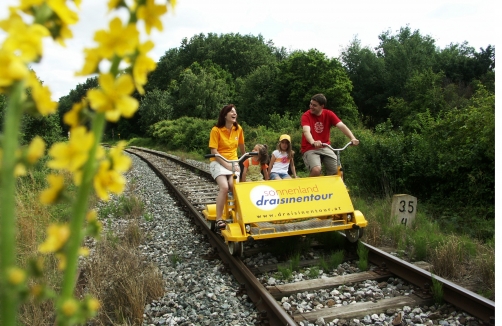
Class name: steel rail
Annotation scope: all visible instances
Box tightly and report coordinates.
[125,146,495,325]
[366,242,495,324]
[126,148,297,326]
[128,146,214,179]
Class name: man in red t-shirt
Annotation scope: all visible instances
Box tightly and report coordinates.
[301,93,360,177]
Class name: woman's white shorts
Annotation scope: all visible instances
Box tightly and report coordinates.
[209,161,240,179]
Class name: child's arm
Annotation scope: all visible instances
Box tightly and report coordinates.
[267,155,276,178]
[290,157,297,178]
[263,164,269,180]
[242,167,248,182]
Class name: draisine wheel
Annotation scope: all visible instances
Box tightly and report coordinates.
[358,227,365,239]
[228,241,243,257]
[345,228,360,243]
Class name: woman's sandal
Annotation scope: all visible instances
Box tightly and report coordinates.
[216,220,226,229]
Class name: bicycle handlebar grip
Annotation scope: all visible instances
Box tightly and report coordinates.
[204,154,216,158]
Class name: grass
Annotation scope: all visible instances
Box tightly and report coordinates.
[15,161,164,325]
[276,265,293,281]
[431,273,444,305]
[169,253,181,266]
[356,241,369,271]
[15,168,71,324]
[290,253,300,272]
[318,251,344,272]
[307,266,320,278]
[82,235,164,325]
[355,195,495,299]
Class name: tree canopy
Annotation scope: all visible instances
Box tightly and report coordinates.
[37,29,495,228]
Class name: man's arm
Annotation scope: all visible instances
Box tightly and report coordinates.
[303,125,321,147]
[335,122,360,145]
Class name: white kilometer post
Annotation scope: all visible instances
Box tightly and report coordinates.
[390,194,417,227]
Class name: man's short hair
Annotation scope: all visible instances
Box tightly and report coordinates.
[311,94,327,107]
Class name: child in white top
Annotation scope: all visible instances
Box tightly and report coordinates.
[268,134,297,180]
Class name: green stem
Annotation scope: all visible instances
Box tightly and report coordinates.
[57,113,106,325]
[0,81,25,326]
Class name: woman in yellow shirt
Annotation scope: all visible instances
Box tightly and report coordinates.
[208,104,245,229]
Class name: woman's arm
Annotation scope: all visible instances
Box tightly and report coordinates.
[210,147,231,170]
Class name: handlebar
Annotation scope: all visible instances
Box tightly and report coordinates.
[204,152,258,165]
[321,141,353,152]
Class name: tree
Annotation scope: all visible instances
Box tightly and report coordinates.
[434,43,495,93]
[376,26,438,96]
[339,37,386,127]
[277,49,359,125]
[168,62,234,120]
[144,48,182,93]
[176,33,277,78]
[387,68,447,131]
[137,88,173,134]
[236,63,281,126]
[20,113,64,147]
[57,76,98,134]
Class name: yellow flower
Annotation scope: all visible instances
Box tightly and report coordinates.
[47,0,79,26]
[0,49,29,88]
[109,141,131,173]
[38,223,70,253]
[55,252,67,270]
[27,72,57,115]
[87,73,139,122]
[132,41,156,94]
[61,298,78,316]
[31,284,44,298]
[27,136,46,164]
[1,13,49,63]
[39,174,64,204]
[137,0,167,35]
[86,209,97,222]
[107,0,123,11]
[15,163,27,177]
[93,160,126,201]
[47,126,94,171]
[86,209,102,237]
[53,23,74,46]
[75,47,101,76]
[72,169,82,186]
[7,267,26,285]
[79,247,89,257]
[87,297,100,312]
[93,17,139,59]
[18,0,45,11]
[63,99,87,128]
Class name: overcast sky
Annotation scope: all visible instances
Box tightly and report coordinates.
[1,0,497,101]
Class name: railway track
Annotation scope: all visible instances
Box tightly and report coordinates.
[125,146,495,326]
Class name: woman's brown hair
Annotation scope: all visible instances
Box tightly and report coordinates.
[216,104,239,130]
